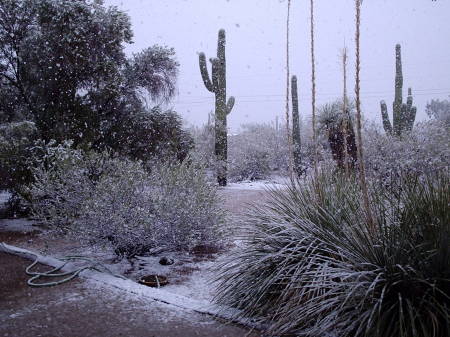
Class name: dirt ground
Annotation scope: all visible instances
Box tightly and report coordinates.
[0,188,269,337]
[0,252,263,337]
[221,189,270,215]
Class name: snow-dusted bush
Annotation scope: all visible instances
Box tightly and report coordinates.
[426,98,450,126]
[215,170,450,337]
[28,149,223,257]
[76,158,158,257]
[189,120,216,168]
[27,142,101,230]
[364,120,449,182]
[147,161,224,251]
[228,123,289,181]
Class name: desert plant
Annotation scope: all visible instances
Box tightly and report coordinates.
[228,123,290,181]
[147,161,224,251]
[189,115,216,168]
[285,0,294,180]
[364,120,450,181]
[0,121,38,192]
[228,146,271,182]
[342,46,350,175]
[27,144,107,230]
[28,150,224,257]
[215,170,450,337]
[354,0,374,229]
[199,29,235,186]
[380,44,417,136]
[318,100,357,169]
[310,0,318,177]
[291,75,303,176]
[426,98,450,126]
[102,107,194,163]
[76,158,156,257]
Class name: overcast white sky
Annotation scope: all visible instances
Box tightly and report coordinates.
[106,0,450,131]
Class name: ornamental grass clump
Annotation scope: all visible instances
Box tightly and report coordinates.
[214,170,449,337]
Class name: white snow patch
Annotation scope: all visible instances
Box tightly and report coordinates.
[224,179,286,191]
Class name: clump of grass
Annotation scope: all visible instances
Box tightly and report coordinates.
[214,170,449,337]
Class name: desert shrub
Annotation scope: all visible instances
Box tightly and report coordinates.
[228,123,289,181]
[146,161,225,250]
[364,120,449,182]
[215,169,449,337]
[28,150,223,257]
[77,159,224,257]
[229,146,271,181]
[189,119,216,168]
[426,98,450,126]
[26,142,105,229]
[75,158,158,257]
[0,121,38,191]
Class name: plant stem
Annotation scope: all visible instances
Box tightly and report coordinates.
[286,0,294,182]
[354,0,375,232]
[310,0,318,179]
[342,46,350,176]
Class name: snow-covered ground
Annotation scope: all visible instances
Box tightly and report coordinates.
[224,176,288,191]
[70,247,221,303]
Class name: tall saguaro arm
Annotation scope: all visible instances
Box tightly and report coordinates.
[226,96,235,115]
[199,53,214,92]
[380,100,392,135]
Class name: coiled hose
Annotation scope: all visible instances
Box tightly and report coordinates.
[1,243,126,287]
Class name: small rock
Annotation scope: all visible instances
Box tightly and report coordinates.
[159,257,174,266]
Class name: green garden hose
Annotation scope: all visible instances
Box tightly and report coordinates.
[25,254,127,287]
[1,243,126,287]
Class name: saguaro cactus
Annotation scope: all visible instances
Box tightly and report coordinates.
[380,44,417,136]
[199,29,235,186]
[291,75,302,176]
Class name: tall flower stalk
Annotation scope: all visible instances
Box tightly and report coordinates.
[285,0,294,181]
[354,0,374,231]
[310,0,318,178]
[342,46,350,176]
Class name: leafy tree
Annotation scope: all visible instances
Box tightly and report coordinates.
[102,107,193,163]
[0,0,179,148]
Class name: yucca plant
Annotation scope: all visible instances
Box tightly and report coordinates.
[214,170,449,337]
[317,100,358,169]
